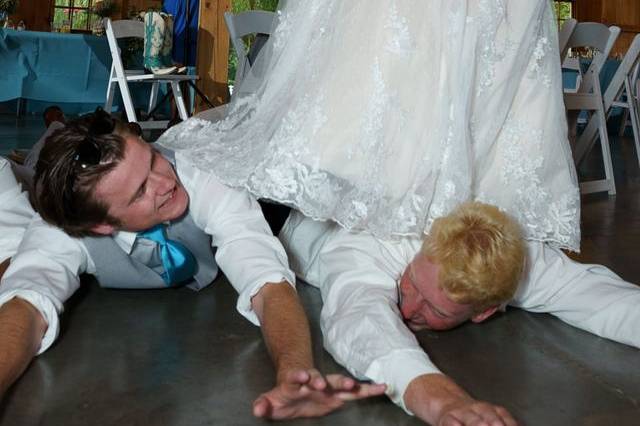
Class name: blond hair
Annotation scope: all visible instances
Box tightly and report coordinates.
[420,202,525,311]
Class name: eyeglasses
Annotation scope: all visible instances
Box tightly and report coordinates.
[72,107,115,170]
[63,108,115,214]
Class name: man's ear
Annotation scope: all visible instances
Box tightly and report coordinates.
[470,306,498,323]
[91,223,116,235]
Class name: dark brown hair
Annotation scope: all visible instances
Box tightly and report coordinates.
[34,115,129,237]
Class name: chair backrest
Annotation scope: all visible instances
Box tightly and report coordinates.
[564,22,621,94]
[631,57,640,100]
[574,34,640,156]
[224,10,275,88]
[107,18,144,40]
[558,18,577,60]
[105,18,145,77]
[603,34,640,110]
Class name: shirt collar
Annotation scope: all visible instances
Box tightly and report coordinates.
[113,229,138,254]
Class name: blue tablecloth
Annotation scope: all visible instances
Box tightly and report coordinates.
[0,29,166,115]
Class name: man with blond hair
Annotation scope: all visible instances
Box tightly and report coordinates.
[279,201,640,425]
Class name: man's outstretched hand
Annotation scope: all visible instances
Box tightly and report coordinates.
[252,369,386,420]
[405,374,518,426]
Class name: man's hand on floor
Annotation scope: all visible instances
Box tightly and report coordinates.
[436,398,517,426]
[405,374,518,426]
[252,368,386,420]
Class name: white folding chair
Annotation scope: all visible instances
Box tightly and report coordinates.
[578,34,640,171]
[223,10,275,91]
[558,18,577,61]
[617,56,640,159]
[562,23,621,195]
[104,18,198,130]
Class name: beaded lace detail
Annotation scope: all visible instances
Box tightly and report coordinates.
[159,0,580,250]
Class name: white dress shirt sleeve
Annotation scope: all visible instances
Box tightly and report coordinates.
[0,217,90,354]
[0,159,32,261]
[279,213,440,413]
[511,241,640,349]
[176,156,296,326]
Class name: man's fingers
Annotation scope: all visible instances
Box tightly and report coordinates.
[325,374,356,391]
[470,403,516,426]
[252,395,271,418]
[495,406,518,426]
[334,383,387,401]
[445,402,518,426]
[285,369,311,385]
[309,374,328,391]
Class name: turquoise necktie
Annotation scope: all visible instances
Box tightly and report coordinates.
[137,224,197,286]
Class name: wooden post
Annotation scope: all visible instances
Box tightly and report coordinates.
[196,0,231,111]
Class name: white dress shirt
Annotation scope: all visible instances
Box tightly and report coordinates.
[0,154,296,353]
[279,210,640,412]
[0,158,33,261]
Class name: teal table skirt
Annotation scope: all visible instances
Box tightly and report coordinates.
[0,29,167,115]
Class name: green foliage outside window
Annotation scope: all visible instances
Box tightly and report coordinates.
[553,1,573,28]
[52,0,97,32]
[231,0,278,14]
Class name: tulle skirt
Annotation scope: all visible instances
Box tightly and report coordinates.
[158,0,580,250]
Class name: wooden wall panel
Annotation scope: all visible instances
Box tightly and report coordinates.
[575,0,640,57]
[195,0,231,110]
[575,0,604,22]
[13,0,51,31]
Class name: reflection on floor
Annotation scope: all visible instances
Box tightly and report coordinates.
[0,114,639,425]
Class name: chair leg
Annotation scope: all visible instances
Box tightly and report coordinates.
[117,78,138,123]
[619,107,629,137]
[148,82,160,115]
[105,79,116,113]
[627,83,640,169]
[575,111,599,166]
[596,107,616,195]
[171,81,189,121]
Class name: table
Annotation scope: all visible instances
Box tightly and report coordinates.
[0,29,165,115]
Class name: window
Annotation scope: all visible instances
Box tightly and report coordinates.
[52,0,97,32]
[553,1,575,29]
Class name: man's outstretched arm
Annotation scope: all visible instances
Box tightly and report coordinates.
[511,242,640,348]
[311,231,518,425]
[0,297,47,398]
[405,374,516,426]
[250,281,386,420]
[182,169,385,419]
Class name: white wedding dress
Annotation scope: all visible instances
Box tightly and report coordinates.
[158,0,581,251]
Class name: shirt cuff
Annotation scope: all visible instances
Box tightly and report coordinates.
[365,349,442,414]
[0,289,61,355]
[236,272,297,326]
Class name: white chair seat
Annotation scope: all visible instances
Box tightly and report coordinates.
[119,74,197,82]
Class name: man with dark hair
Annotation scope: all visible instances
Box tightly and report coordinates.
[0,110,384,418]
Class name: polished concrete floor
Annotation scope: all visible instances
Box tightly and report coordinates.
[0,114,639,425]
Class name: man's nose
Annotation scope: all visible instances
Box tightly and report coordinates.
[401,300,419,319]
[149,172,174,194]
